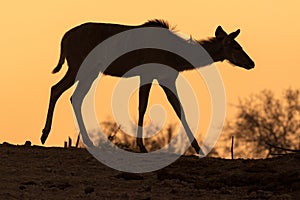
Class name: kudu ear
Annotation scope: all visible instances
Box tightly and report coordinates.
[215,26,227,39]
[228,29,240,39]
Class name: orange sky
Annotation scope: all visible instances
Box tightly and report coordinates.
[0,1,300,147]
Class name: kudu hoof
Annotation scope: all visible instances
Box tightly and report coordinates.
[41,129,49,144]
[139,146,148,153]
[198,148,205,157]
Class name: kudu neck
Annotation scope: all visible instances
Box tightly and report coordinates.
[197,38,225,63]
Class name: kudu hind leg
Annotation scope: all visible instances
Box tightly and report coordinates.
[159,84,203,154]
[41,71,75,144]
[70,80,95,147]
[137,83,152,153]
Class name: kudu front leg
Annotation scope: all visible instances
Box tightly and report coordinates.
[41,71,74,144]
[136,83,152,153]
[159,83,203,155]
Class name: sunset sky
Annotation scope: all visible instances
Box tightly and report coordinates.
[0,1,299,147]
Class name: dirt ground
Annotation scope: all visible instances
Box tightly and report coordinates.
[0,143,299,200]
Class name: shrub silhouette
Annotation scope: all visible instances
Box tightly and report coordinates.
[225,88,300,158]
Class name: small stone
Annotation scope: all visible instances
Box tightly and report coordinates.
[2,154,8,159]
[116,172,143,180]
[21,181,37,185]
[170,188,177,194]
[19,185,26,190]
[273,194,293,200]
[45,167,52,173]
[250,190,273,199]
[249,191,257,198]
[84,186,94,194]
[220,187,232,194]
[24,141,31,146]
[2,142,13,146]
[291,181,300,191]
[57,182,72,190]
[263,191,273,199]
[143,186,151,192]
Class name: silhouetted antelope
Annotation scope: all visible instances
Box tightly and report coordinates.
[41,19,254,153]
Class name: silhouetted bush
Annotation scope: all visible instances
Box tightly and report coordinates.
[225,88,300,158]
[91,120,196,154]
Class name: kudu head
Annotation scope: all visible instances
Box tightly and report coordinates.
[215,26,255,70]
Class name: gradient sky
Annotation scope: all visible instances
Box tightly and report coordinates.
[0,1,299,147]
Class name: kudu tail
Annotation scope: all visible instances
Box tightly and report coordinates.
[52,38,66,74]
